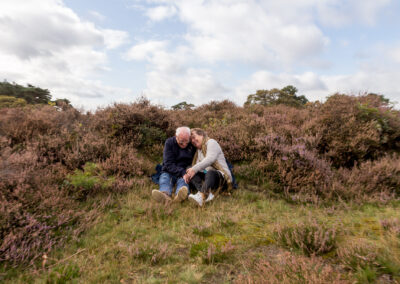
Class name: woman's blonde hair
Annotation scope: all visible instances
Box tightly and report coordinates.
[191,128,207,137]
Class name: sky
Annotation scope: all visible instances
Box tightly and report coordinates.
[1,0,400,110]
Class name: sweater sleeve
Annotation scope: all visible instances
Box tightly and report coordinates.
[162,138,186,177]
[191,139,221,173]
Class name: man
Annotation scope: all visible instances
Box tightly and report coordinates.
[152,126,196,203]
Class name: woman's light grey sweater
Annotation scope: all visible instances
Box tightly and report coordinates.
[192,139,232,181]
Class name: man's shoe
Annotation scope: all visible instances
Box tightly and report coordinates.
[174,186,188,203]
[188,192,204,207]
[152,190,171,203]
[205,192,214,203]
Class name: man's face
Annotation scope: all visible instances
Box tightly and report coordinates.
[176,133,190,148]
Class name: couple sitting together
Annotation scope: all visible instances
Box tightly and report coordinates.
[151,126,234,207]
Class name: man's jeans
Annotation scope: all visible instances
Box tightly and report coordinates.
[159,172,189,196]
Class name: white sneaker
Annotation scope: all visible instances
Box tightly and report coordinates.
[173,186,188,203]
[188,192,204,207]
[205,192,214,203]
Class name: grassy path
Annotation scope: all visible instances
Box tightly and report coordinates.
[3,179,400,283]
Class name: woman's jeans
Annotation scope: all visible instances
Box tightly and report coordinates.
[189,169,226,195]
[159,172,189,196]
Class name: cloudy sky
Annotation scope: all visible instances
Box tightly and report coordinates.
[1,0,400,109]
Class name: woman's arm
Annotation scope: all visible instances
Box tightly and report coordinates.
[191,139,221,173]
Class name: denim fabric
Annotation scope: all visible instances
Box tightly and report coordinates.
[159,172,189,196]
[151,164,163,184]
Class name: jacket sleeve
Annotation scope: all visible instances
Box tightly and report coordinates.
[191,139,220,173]
[162,139,186,177]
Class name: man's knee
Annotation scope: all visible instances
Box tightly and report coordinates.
[159,172,171,183]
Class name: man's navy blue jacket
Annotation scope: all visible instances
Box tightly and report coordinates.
[161,136,196,177]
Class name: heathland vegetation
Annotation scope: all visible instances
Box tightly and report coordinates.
[1,83,400,282]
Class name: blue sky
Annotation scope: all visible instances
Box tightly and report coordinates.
[1,0,400,110]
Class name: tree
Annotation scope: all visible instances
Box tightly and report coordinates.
[0,81,51,104]
[245,85,308,108]
[171,101,195,110]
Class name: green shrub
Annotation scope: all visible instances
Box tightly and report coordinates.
[0,95,26,108]
[66,162,114,199]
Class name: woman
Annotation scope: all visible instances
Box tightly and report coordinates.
[184,128,232,207]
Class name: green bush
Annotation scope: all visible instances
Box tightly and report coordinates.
[0,95,26,108]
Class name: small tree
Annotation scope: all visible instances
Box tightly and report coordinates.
[172,101,195,110]
[0,81,51,104]
[245,85,308,108]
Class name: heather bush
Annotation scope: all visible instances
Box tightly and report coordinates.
[98,144,153,178]
[275,219,337,256]
[0,148,82,264]
[235,158,281,190]
[380,218,400,236]
[305,93,400,168]
[333,154,400,202]
[206,118,259,161]
[337,240,379,272]
[190,240,235,265]
[0,105,81,149]
[236,251,344,284]
[237,137,334,201]
[92,100,172,148]
[337,239,400,281]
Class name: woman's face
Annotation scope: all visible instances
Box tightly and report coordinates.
[191,132,203,149]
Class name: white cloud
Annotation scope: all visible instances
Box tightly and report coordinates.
[388,46,400,64]
[124,40,168,61]
[322,71,400,102]
[89,10,106,21]
[0,0,132,107]
[101,29,130,49]
[144,68,228,106]
[175,0,329,66]
[145,5,177,21]
[129,0,397,108]
[124,0,332,105]
[234,68,400,106]
[124,40,226,106]
[316,0,392,27]
[234,70,328,104]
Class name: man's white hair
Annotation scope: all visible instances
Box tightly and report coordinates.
[176,126,190,137]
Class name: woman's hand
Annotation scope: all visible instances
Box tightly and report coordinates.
[186,168,195,179]
[183,173,191,184]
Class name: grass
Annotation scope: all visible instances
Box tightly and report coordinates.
[1,179,400,283]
